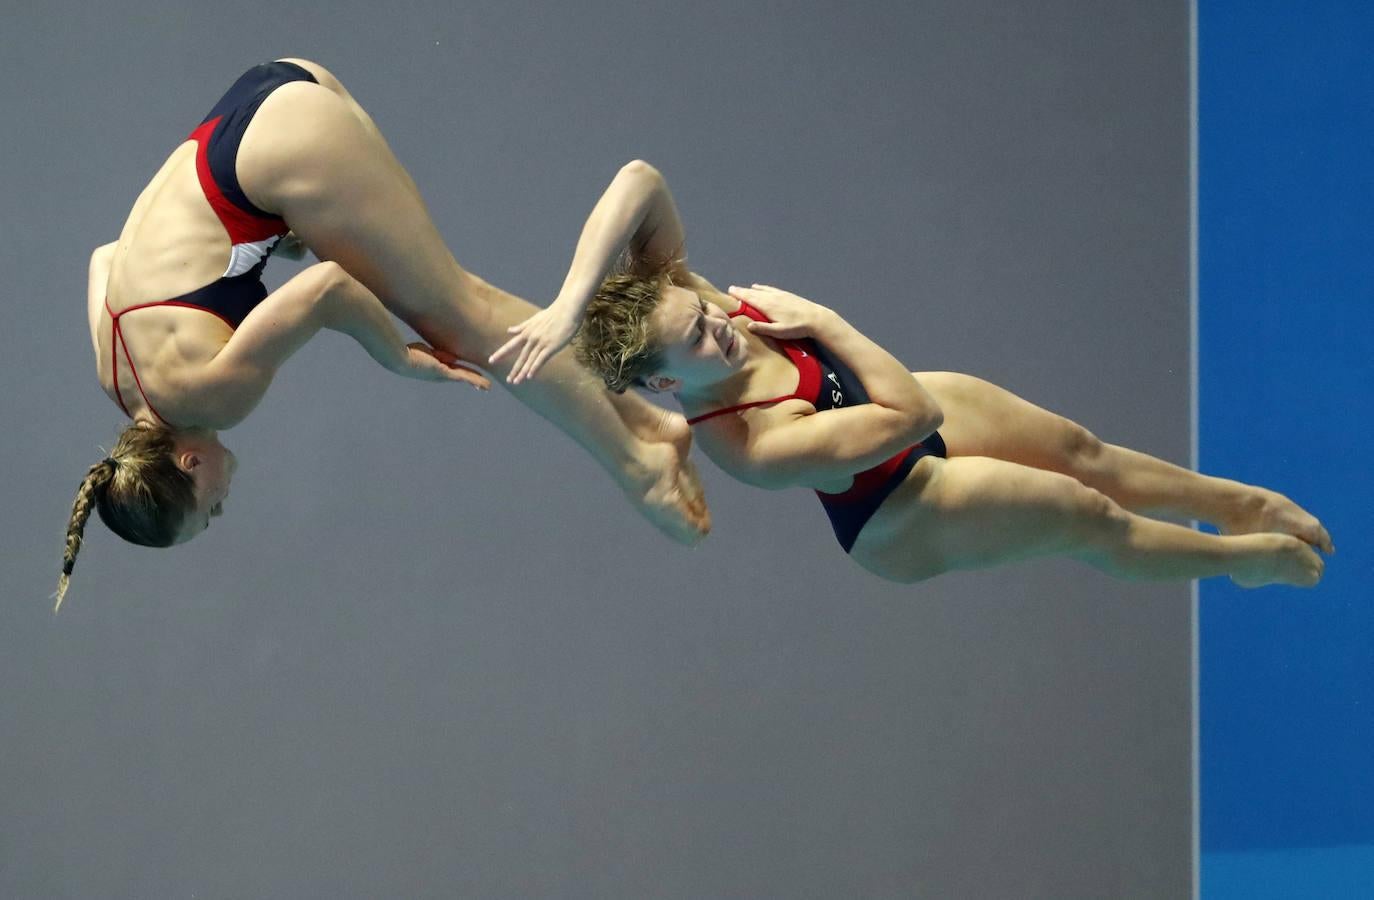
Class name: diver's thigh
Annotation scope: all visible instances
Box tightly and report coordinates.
[856,455,1120,579]
[273,58,395,147]
[236,83,484,346]
[914,371,1099,471]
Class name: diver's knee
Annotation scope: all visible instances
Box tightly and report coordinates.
[1069,486,1130,548]
[1061,419,1105,470]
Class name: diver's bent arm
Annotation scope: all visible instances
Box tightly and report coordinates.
[710,399,941,491]
[706,289,941,489]
[806,308,942,424]
[186,262,410,426]
[730,284,940,426]
[556,159,688,313]
[312,265,420,373]
[491,161,688,382]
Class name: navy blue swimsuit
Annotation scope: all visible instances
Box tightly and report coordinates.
[106,61,319,423]
[687,300,947,552]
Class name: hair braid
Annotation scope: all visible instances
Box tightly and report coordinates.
[54,459,118,613]
[53,423,199,612]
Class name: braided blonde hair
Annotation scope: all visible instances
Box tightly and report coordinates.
[55,422,197,612]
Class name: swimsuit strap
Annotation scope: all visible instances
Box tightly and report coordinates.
[686,397,789,425]
[685,300,821,425]
[105,298,173,425]
[104,297,239,426]
[729,299,765,322]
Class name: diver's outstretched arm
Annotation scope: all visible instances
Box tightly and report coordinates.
[184,263,487,427]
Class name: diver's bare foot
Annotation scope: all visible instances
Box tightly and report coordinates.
[1229,534,1325,588]
[609,395,710,544]
[1220,487,1334,554]
[625,440,711,546]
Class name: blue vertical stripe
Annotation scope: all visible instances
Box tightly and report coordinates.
[1199,0,1374,893]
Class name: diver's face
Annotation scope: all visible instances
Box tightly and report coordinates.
[645,285,747,392]
[172,430,237,544]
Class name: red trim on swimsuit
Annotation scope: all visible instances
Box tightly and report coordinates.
[684,299,922,502]
[188,117,287,245]
[685,300,821,424]
[105,118,285,424]
[818,446,918,503]
[105,298,236,425]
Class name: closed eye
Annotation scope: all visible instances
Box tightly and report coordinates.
[695,298,707,344]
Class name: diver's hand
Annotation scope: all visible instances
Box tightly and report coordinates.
[391,343,492,388]
[488,302,582,385]
[729,284,835,340]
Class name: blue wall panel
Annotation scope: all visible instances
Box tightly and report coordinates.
[1199,0,1374,882]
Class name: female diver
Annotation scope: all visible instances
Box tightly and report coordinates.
[58,61,707,609]
[492,160,1333,587]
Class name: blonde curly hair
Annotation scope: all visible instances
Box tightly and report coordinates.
[574,268,681,393]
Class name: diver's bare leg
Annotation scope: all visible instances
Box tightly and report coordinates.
[916,371,1331,551]
[873,456,1323,587]
[238,80,706,541]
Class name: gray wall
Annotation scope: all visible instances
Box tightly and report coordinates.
[1,1,1191,897]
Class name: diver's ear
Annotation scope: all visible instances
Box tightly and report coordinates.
[176,451,202,474]
[642,374,681,393]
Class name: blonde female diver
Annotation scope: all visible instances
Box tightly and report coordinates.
[59,62,708,609]
[492,160,1333,587]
